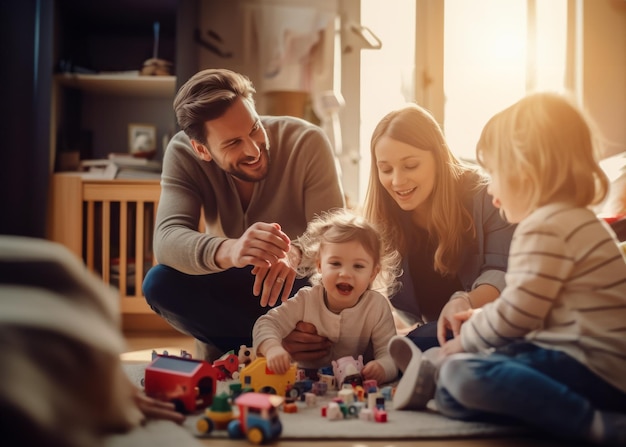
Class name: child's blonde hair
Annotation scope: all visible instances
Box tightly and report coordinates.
[297,208,401,297]
[476,92,609,213]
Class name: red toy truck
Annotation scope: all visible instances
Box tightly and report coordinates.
[144,354,219,413]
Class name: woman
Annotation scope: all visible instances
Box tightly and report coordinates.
[363,103,515,350]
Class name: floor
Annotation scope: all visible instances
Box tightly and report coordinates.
[122,331,572,447]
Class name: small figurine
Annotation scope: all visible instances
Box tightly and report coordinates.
[331,355,364,389]
[326,402,343,420]
[338,388,355,404]
[312,381,328,396]
[318,374,336,391]
[304,392,317,407]
[238,345,257,366]
[282,402,298,413]
[196,392,234,435]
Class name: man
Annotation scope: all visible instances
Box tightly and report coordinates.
[143,68,344,361]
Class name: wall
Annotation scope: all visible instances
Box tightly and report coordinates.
[52,0,179,162]
[193,0,363,199]
[195,0,338,115]
[83,96,175,160]
[1,0,53,237]
[583,0,626,157]
[192,0,626,204]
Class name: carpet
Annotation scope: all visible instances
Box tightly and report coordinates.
[122,362,527,441]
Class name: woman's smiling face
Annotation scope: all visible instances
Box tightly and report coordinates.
[374,135,436,213]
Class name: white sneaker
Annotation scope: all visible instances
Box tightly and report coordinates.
[389,336,438,410]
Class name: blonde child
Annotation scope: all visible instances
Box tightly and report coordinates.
[253,208,401,385]
[390,93,626,444]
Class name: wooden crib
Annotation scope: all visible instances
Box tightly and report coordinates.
[48,173,160,315]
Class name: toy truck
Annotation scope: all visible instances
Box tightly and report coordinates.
[212,353,240,380]
[227,392,284,444]
[144,354,219,413]
[239,357,297,396]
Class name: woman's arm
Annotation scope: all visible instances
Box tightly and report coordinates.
[439,183,515,344]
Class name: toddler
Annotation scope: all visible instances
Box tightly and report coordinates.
[253,208,401,385]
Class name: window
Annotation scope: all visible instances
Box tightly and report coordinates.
[357,0,416,203]
[443,0,568,161]
[351,0,570,205]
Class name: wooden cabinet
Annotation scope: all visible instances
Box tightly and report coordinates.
[48,173,160,315]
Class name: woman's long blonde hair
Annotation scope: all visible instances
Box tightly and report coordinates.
[476,92,609,213]
[362,103,482,276]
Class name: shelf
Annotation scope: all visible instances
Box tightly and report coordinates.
[55,73,176,98]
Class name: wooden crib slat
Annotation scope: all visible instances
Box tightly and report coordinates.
[153,200,159,265]
[102,201,111,283]
[86,201,95,270]
[119,201,128,296]
[135,201,145,298]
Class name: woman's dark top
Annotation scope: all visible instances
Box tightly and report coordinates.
[390,171,515,324]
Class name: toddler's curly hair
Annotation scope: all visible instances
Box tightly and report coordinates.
[296,208,402,297]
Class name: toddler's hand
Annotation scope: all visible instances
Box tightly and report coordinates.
[265,345,292,374]
[361,360,386,385]
[441,337,465,356]
[453,308,475,323]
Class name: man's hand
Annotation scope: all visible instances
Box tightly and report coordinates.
[252,243,301,307]
[282,321,331,362]
[251,260,296,307]
[217,222,290,270]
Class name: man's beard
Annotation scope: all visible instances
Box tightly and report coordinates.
[228,146,270,183]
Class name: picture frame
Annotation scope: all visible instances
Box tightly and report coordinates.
[128,123,157,156]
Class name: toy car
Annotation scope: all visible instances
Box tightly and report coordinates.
[285,379,313,400]
[212,353,240,380]
[227,392,284,444]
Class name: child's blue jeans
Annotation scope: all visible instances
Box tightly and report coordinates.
[436,342,626,441]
